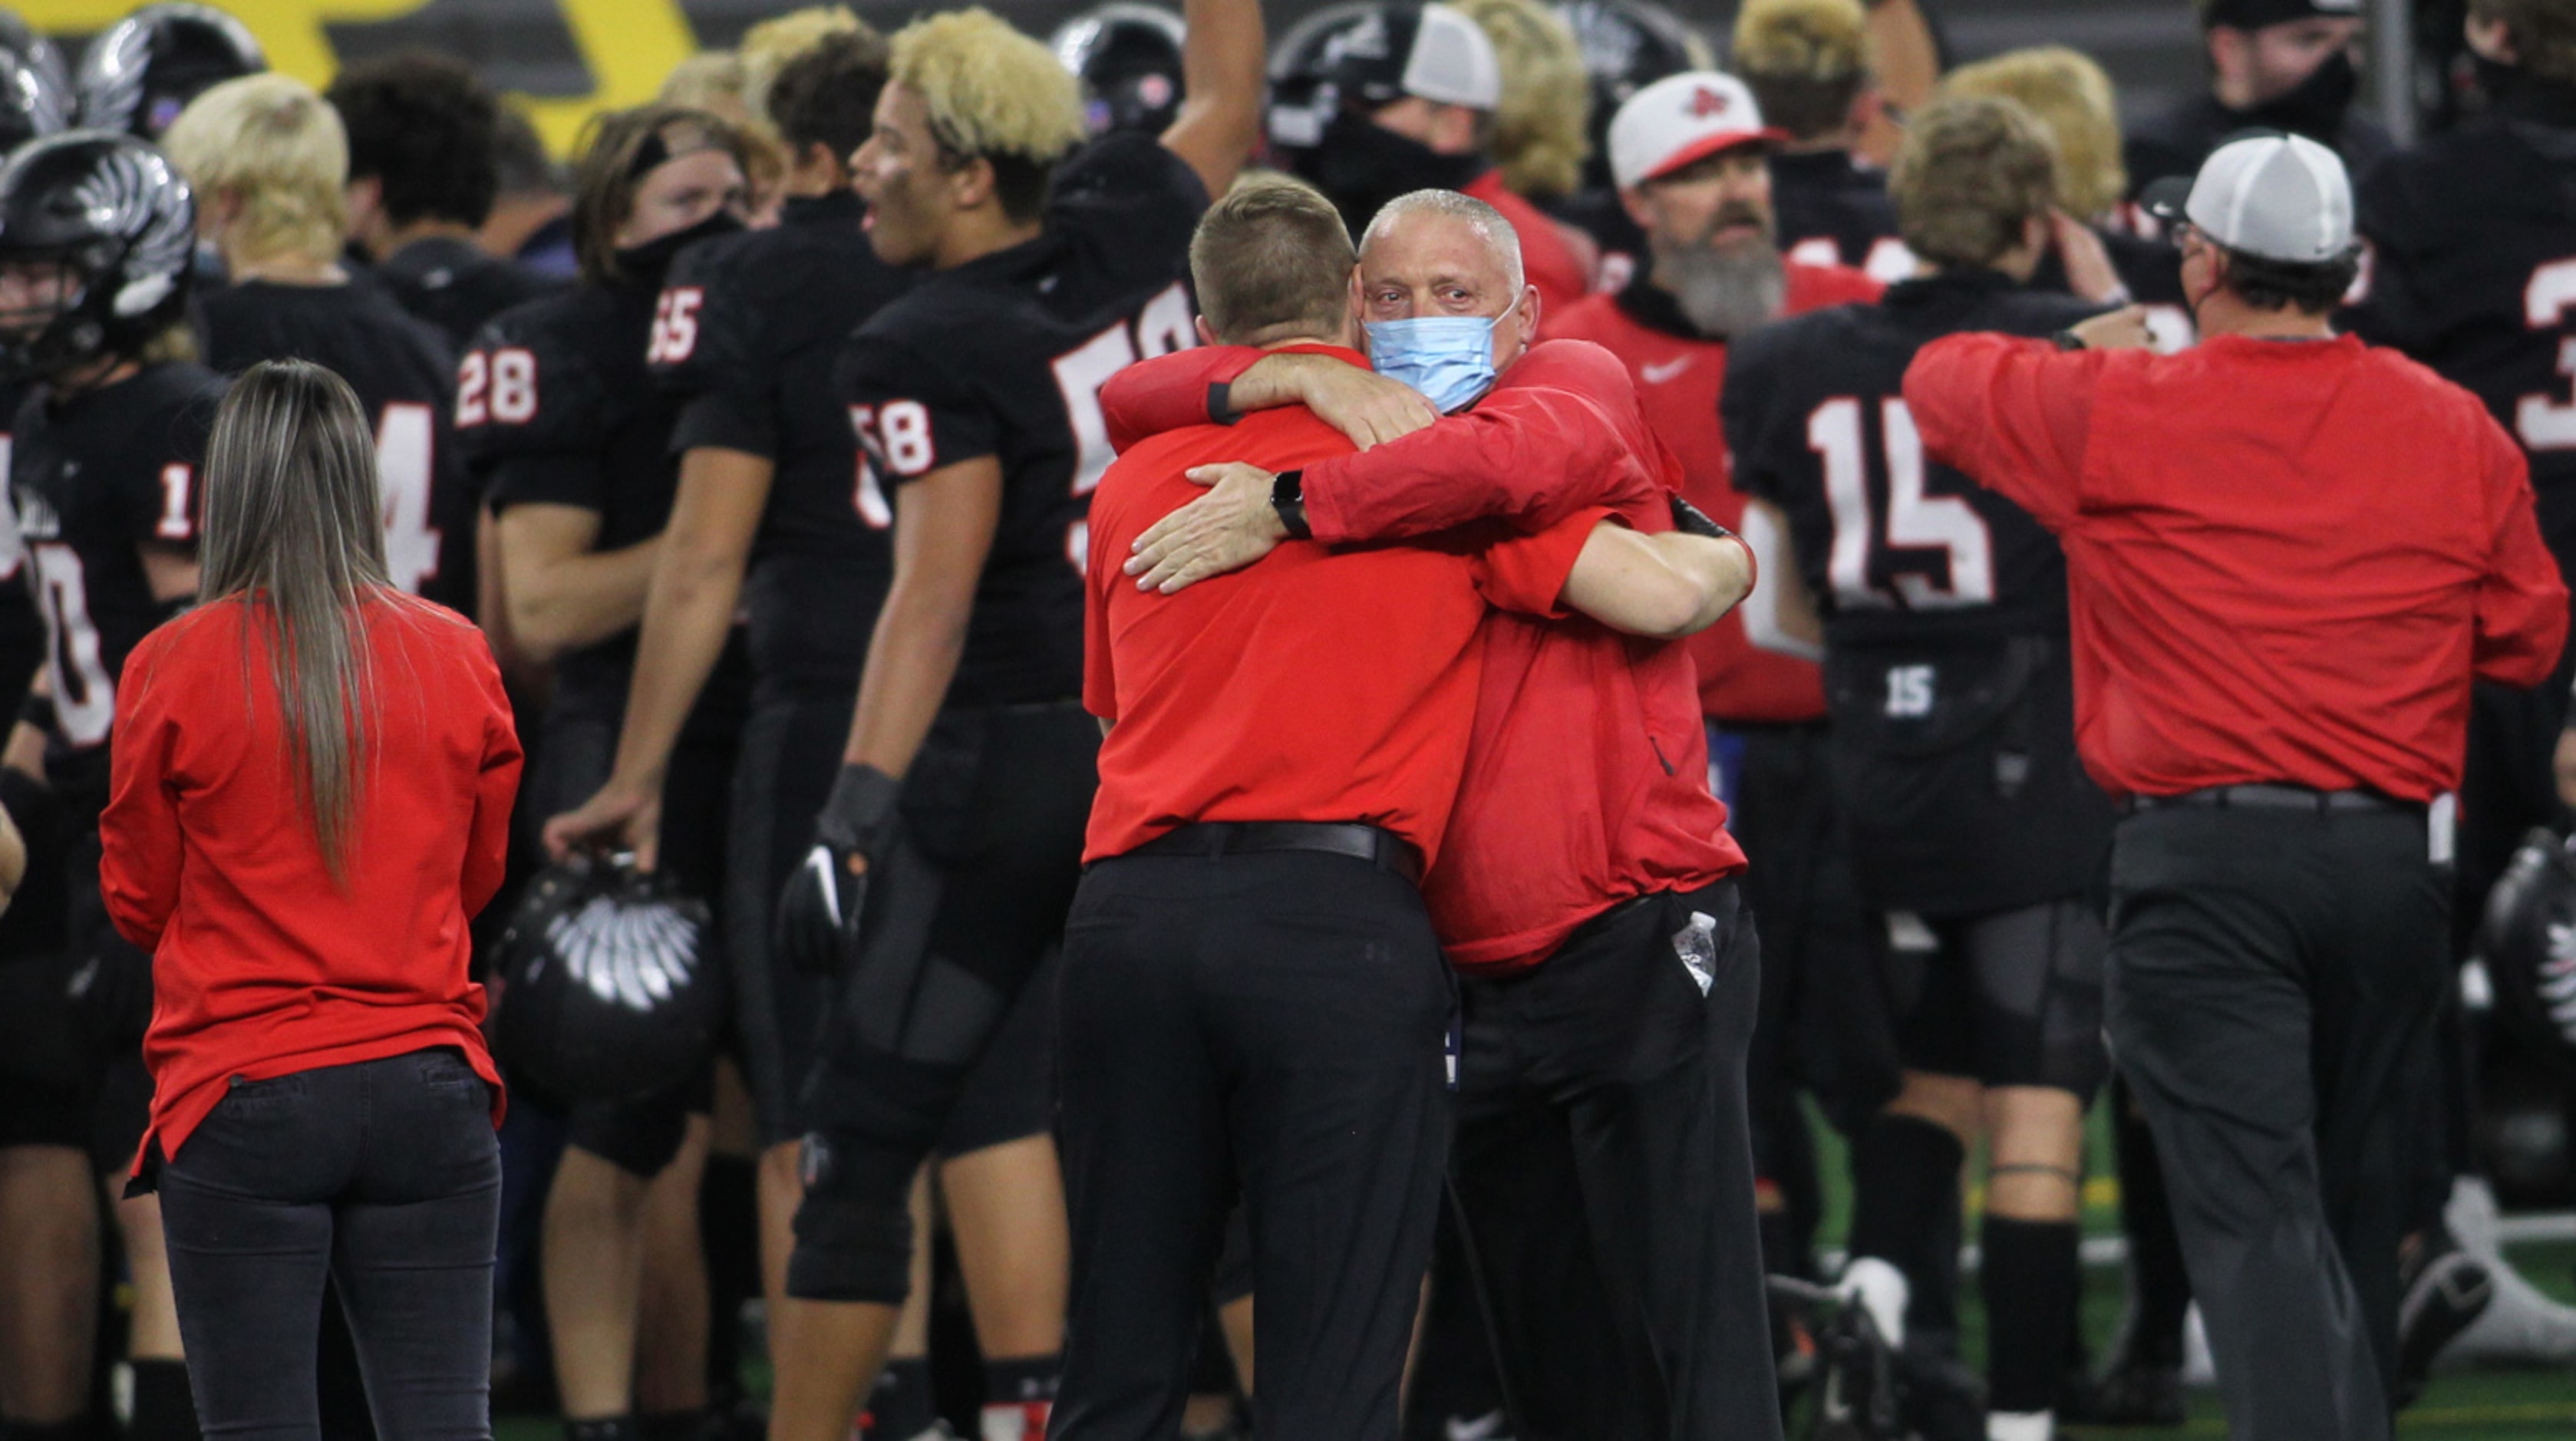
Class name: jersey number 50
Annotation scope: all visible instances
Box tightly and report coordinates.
[1808,395,1994,609]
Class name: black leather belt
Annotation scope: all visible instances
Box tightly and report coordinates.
[2126,783,2416,815]
[1131,821,1423,884]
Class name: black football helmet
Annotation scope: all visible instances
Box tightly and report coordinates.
[2476,829,2576,1081]
[1052,2,1187,138]
[492,856,726,1103]
[0,42,69,154]
[75,2,264,140]
[1554,0,1709,188]
[0,10,71,101]
[0,131,194,379]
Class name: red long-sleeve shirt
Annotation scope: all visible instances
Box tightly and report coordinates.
[1904,331,2568,802]
[102,594,522,1168]
[1101,339,1746,971]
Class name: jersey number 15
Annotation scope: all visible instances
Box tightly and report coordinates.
[1808,395,1994,610]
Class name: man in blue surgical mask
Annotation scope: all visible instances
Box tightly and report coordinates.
[1096,190,1789,1438]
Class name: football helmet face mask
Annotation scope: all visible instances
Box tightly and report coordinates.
[2478,829,2576,1081]
[75,2,266,140]
[1051,2,1188,137]
[0,131,195,381]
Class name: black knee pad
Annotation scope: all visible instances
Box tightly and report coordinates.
[785,1138,915,1304]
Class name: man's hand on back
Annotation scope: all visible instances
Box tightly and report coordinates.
[1126,462,1287,593]
[1228,353,1438,449]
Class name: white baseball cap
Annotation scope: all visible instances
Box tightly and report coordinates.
[1402,3,1502,110]
[1608,71,1787,191]
[2139,130,2355,265]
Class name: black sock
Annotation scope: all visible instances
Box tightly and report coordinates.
[2115,1082,2191,1367]
[635,1412,703,1441]
[1982,1215,2081,1414]
[1,1417,97,1441]
[698,1153,759,1402]
[564,1419,638,1441]
[126,1360,196,1441]
[982,1353,1059,1406]
[864,1358,936,1440]
[1845,1113,1965,1286]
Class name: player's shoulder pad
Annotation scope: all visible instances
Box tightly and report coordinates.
[457,288,616,460]
[651,227,767,393]
[1051,130,1206,210]
[1982,289,2110,338]
[120,360,227,463]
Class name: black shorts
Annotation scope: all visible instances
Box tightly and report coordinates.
[731,693,1068,1155]
[523,707,735,1179]
[800,701,1096,1168]
[1827,635,2116,917]
[0,951,95,1152]
[1884,898,2109,1099]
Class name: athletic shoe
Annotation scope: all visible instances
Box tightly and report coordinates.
[2395,1228,2495,1407]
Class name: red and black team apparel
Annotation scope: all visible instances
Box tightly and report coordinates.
[1726,270,2116,918]
[12,361,223,806]
[834,131,1207,708]
[10,358,226,1168]
[1549,260,1881,724]
[1770,149,1908,282]
[644,186,955,1157]
[655,188,905,704]
[371,233,562,354]
[457,269,742,1178]
[198,279,477,613]
[788,129,1209,1307]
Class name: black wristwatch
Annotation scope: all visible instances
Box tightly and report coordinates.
[2053,328,2087,352]
[1272,469,1312,540]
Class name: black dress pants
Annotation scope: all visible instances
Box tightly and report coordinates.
[1448,881,1780,1441]
[154,1050,503,1441]
[2105,805,2449,1441]
[1051,849,1453,1441]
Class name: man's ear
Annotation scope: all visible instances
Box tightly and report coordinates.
[950,154,998,213]
[1195,315,1217,347]
[1518,282,1542,342]
[1848,86,1885,139]
[1618,183,1655,233]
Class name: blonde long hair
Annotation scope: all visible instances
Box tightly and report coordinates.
[196,359,397,883]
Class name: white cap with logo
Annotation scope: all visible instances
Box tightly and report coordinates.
[2139,130,2355,264]
[1607,71,1789,191]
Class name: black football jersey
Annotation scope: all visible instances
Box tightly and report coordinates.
[9,362,225,810]
[836,132,1209,707]
[651,190,908,701]
[1725,270,2111,912]
[460,280,744,730]
[2346,79,2576,569]
[1771,148,1908,282]
[0,380,48,717]
[374,234,563,354]
[1726,270,2098,645]
[197,280,477,614]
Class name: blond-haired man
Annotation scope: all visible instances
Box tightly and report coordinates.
[758,4,1263,1437]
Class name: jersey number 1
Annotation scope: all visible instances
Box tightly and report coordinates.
[1809,396,1994,610]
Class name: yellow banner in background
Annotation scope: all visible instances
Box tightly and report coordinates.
[17,0,703,154]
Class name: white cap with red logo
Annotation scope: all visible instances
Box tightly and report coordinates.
[1608,71,1789,190]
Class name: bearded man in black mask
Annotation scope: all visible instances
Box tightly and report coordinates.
[2126,0,2390,199]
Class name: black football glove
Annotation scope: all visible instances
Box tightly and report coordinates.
[1668,493,1733,540]
[776,763,905,977]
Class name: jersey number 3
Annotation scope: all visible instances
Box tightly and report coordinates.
[2522,258,2576,450]
[1809,396,1994,609]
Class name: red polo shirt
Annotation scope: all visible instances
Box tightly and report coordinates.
[1905,331,2568,802]
[1100,340,1747,972]
[1550,262,1884,723]
[1083,345,1604,865]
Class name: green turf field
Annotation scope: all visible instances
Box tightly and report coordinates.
[495,1100,2576,1439]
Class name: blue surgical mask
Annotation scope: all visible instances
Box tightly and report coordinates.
[1367,296,1518,414]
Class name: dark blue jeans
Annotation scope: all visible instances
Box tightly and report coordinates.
[156,1049,502,1441]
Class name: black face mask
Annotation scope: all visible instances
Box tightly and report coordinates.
[1287,110,1486,239]
[613,209,744,287]
[2245,48,2360,141]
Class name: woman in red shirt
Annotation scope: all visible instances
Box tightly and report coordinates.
[101,358,522,1438]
